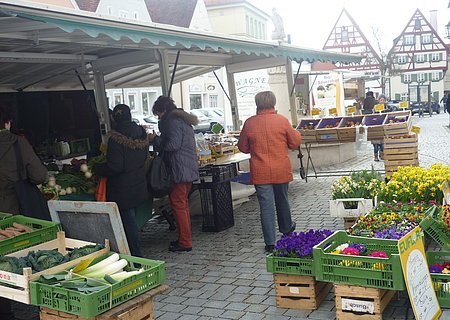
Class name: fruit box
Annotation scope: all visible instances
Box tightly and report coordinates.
[383,111,412,137]
[296,118,320,143]
[316,117,343,142]
[363,114,387,141]
[329,198,374,218]
[0,231,109,304]
[337,116,364,142]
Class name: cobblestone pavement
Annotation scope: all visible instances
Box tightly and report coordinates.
[141,113,450,320]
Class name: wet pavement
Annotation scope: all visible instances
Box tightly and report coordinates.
[142,112,450,319]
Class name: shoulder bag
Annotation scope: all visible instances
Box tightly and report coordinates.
[147,151,173,198]
[13,140,51,220]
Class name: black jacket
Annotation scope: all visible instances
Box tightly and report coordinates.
[153,109,199,183]
[95,122,149,210]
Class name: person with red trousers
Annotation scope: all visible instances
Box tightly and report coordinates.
[238,91,301,253]
[149,96,199,252]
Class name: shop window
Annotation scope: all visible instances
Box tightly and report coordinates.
[190,94,202,109]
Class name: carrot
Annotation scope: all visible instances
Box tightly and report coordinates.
[0,230,15,238]
[13,223,33,233]
[0,235,7,240]
[5,228,23,235]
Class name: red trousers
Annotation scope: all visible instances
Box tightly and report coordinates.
[169,182,193,248]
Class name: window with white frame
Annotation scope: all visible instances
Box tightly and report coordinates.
[114,93,123,105]
[421,34,432,44]
[190,94,202,109]
[401,92,408,101]
[403,74,412,83]
[397,55,407,64]
[142,92,150,114]
[209,95,218,108]
[415,54,425,63]
[431,53,440,61]
[127,93,136,110]
[404,35,414,45]
[431,72,440,81]
[417,73,425,82]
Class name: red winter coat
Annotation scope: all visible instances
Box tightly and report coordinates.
[237,108,301,185]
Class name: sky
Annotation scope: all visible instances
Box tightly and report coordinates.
[253,0,449,55]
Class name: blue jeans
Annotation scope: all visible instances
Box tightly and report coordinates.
[120,207,142,257]
[255,183,295,246]
[373,143,384,155]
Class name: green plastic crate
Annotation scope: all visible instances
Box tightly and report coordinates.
[313,231,405,290]
[427,251,450,308]
[0,212,12,220]
[30,253,165,318]
[420,206,450,249]
[266,254,314,276]
[0,215,60,255]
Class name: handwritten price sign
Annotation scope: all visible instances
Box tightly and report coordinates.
[373,104,385,112]
[347,106,356,114]
[329,108,337,116]
[411,126,421,134]
[400,101,409,109]
[311,108,321,116]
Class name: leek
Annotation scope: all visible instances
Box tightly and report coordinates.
[83,259,128,278]
[78,253,119,275]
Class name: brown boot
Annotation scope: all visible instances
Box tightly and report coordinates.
[374,154,379,162]
[379,152,384,160]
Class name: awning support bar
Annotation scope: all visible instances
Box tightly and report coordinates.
[213,70,231,104]
[168,50,180,97]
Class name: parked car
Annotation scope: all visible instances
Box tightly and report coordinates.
[386,100,402,112]
[190,108,225,125]
[408,102,440,115]
[132,115,159,133]
[189,112,211,133]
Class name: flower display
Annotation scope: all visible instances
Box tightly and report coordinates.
[331,170,383,208]
[330,243,388,258]
[378,164,450,204]
[430,264,445,274]
[273,229,333,258]
[342,247,360,256]
[368,252,388,258]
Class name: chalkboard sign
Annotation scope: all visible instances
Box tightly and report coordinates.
[48,200,130,254]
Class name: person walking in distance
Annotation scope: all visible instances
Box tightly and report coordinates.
[238,91,301,253]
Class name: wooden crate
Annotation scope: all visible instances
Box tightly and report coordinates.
[297,118,320,144]
[0,231,109,304]
[299,130,317,143]
[335,284,396,320]
[383,111,412,137]
[366,126,384,141]
[344,217,358,230]
[337,116,364,142]
[39,285,169,320]
[274,274,332,310]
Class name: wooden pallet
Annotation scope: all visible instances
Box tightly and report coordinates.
[335,284,395,320]
[274,274,332,310]
[39,285,168,320]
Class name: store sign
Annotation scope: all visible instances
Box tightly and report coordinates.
[398,227,441,320]
[310,72,344,115]
[341,298,374,314]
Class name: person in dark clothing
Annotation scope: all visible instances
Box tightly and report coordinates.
[95,104,149,257]
[0,106,47,319]
[363,91,376,114]
[149,96,199,252]
[446,92,450,114]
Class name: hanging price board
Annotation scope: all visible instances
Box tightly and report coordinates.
[329,108,337,116]
[311,108,321,116]
[399,101,409,109]
[347,106,356,114]
[373,104,385,112]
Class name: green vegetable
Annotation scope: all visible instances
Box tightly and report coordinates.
[0,257,21,274]
[27,250,68,272]
[69,244,104,260]
[78,253,119,275]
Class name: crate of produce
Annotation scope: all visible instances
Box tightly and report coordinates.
[198,163,238,183]
[0,215,60,255]
[313,231,405,290]
[274,274,332,310]
[329,198,374,218]
[426,251,450,308]
[0,212,12,220]
[335,284,396,319]
[363,114,387,141]
[296,118,320,143]
[383,111,411,137]
[315,117,343,143]
[0,231,109,304]
[337,116,364,142]
[30,252,166,318]
[266,254,314,276]
[420,206,450,249]
[39,285,169,320]
[69,138,91,155]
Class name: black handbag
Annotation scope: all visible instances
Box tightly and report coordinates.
[147,152,173,198]
[13,141,51,221]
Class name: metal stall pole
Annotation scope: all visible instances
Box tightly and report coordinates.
[93,70,111,143]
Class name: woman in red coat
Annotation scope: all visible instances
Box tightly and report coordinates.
[237,91,301,253]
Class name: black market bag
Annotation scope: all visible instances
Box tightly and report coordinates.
[147,152,173,198]
[13,141,51,221]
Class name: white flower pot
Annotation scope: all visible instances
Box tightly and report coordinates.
[329,198,374,218]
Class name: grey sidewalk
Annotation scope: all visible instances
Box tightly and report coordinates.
[141,113,450,320]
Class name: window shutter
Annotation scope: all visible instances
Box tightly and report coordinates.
[401,74,404,83]
[395,93,401,100]
[411,74,417,82]
[439,53,443,61]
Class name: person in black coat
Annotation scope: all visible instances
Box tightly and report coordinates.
[95,104,149,256]
[149,96,199,252]
[363,91,376,114]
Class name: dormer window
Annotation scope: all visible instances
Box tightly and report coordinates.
[414,18,421,30]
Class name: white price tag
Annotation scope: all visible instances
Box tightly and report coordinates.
[341,298,375,314]
[289,287,300,294]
